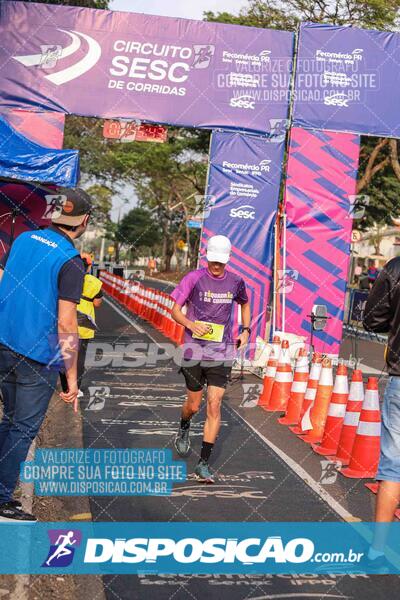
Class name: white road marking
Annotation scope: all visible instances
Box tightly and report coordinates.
[230,406,355,521]
[104,297,145,334]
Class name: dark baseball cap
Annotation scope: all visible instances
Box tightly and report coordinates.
[51,188,92,226]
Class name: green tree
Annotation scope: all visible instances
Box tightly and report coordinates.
[115,207,162,261]
[206,0,400,29]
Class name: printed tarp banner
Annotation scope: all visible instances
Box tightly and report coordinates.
[200,131,285,346]
[0,1,294,134]
[284,127,360,355]
[293,22,400,137]
[0,114,79,186]
[4,109,66,149]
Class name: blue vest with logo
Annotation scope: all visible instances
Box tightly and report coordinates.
[0,228,79,364]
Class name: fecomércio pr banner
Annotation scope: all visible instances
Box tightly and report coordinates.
[200,131,285,346]
[284,127,361,355]
[0,1,294,134]
[293,22,400,137]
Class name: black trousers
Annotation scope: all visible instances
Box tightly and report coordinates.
[77,339,90,390]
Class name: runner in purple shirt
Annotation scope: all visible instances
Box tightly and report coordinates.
[171,235,251,483]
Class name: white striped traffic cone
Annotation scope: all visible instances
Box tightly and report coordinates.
[290,353,323,434]
[341,377,381,479]
[313,363,349,455]
[279,347,309,425]
[268,340,293,412]
[333,369,364,466]
[258,336,281,408]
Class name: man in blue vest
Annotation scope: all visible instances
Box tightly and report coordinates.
[0,189,91,522]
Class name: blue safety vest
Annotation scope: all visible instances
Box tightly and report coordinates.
[0,228,79,364]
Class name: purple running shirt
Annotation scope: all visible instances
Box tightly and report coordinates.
[171,267,248,362]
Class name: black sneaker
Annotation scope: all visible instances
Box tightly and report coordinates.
[8,499,23,511]
[0,502,37,522]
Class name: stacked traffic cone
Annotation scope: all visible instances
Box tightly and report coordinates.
[313,364,349,455]
[268,340,293,412]
[279,348,309,425]
[301,358,334,443]
[333,369,364,466]
[258,336,281,407]
[290,353,323,435]
[341,377,381,479]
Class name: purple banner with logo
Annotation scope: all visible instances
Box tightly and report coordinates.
[200,131,285,345]
[284,127,360,355]
[0,1,293,134]
[293,22,400,137]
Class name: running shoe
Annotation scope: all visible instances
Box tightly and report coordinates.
[174,427,191,457]
[194,460,215,484]
[0,502,37,522]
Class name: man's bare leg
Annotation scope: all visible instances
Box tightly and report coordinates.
[203,385,225,444]
[369,481,400,563]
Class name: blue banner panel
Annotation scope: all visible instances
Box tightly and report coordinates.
[0,1,293,134]
[0,115,79,186]
[1,522,400,574]
[200,132,285,344]
[293,22,400,137]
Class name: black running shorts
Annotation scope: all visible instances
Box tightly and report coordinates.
[179,362,232,392]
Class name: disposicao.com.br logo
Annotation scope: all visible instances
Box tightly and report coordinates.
[82,536,363,566]
[42,529,82,568]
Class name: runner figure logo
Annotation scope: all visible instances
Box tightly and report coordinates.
[42,530,82,567]
[86,386,110,411]
[192,45,215,69]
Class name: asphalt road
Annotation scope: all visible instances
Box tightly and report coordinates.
[79,293,399,600]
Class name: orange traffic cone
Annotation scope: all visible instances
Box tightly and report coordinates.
[268,340,293,412]
[333,369,364,466]
[290,353,323,434]
[301,358,333,443]
[341,377,381,479]
[258,336,281,407]
[313,364,349,455]
[279,347,309,425]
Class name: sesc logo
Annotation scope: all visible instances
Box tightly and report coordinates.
[230,205,256,220]
[230,94,256,110]
[12,29,101,86]
[324,93,350,108]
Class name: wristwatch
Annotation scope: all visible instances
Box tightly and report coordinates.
[241,326,252,334]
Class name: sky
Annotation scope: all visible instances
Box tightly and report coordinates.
[110,0,245,20]
[108,0,246,221]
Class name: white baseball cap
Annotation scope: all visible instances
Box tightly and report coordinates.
[206,235,232,264]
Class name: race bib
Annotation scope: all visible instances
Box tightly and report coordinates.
[192,321,225,343]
